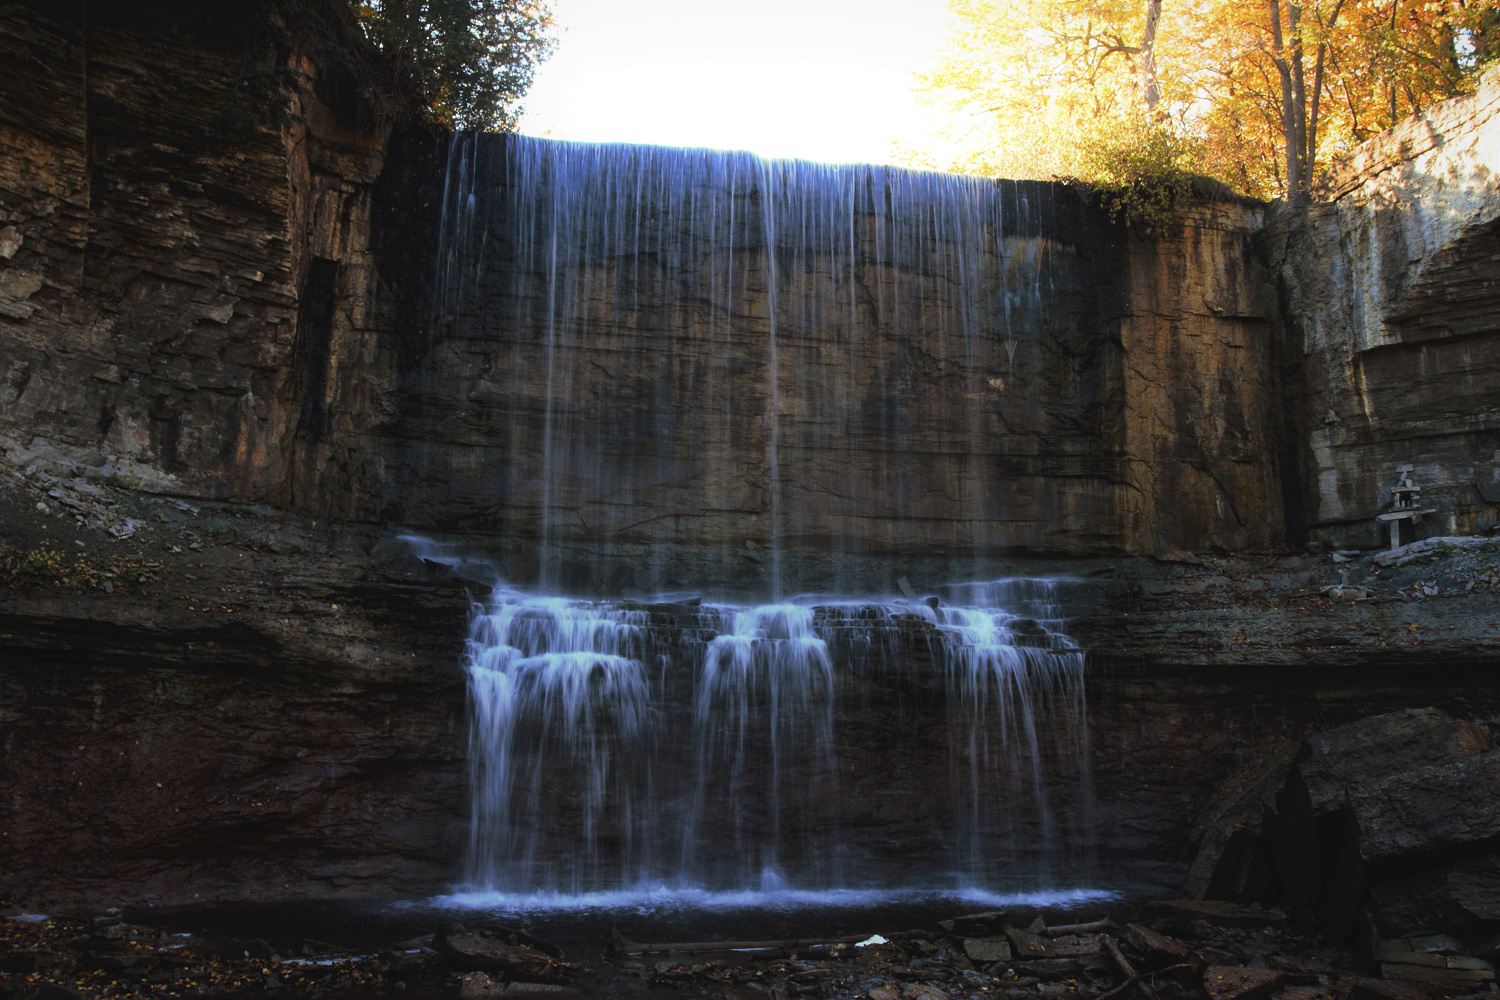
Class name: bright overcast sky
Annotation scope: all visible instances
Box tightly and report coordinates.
[517,0,954,165]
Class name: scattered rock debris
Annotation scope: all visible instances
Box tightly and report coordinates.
[3,902,1493,1000]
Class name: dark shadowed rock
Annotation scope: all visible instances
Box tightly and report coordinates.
[1203,966,1287,1000]
[1144,900,1285,928]
[440,929,565,980]
[1125,922,1190,960]
[1376,965,1495,990]
[1299,708,1492,812]
[222,939,275,961]
[1349,978,1436,1000]
[29,986,85,1000]
[939,912,1005,936]
[1350,752,1500,866]
[1185,708,1500,944]
[1367,855,1500,938]
[1184,739,1301,900]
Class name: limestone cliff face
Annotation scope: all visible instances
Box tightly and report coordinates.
[1268,66,1500,548]
[0,0,464,910]
[1117,200,1286,553]
[0,2,1286,582]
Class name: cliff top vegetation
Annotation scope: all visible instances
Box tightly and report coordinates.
[352,0,556,131]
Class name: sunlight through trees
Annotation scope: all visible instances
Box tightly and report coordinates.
[901,0,1498,199]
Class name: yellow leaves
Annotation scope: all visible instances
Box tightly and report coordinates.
[903,0,1488,196]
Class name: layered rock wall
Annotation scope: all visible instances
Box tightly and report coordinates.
[0,2,1287,579]
[1268,65,1500,548]
[0,0,434,518]
[384,140,1282,591]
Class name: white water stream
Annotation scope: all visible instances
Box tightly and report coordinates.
[456,579,1092,897]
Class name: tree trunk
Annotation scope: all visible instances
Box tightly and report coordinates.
[1305,0,1347,192]
[1289,2,1308,194]
[1139,0,1163,113]
[1267,0,1303,197]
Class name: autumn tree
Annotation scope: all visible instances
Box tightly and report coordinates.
[904,0,1496,200]
[354,0,555,131]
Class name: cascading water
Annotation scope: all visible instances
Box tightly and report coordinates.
[463,594,657,892]
[455,579,1093,897]
[923,580,1092,886]
[684,605,838,891]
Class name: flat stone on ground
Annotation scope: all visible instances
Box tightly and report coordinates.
[1203,966,1288,1000]
[963,936,1012,962]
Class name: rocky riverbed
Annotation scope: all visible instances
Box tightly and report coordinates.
[3,896,1491,1000]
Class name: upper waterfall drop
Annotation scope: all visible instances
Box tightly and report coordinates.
[426,133,1075,597]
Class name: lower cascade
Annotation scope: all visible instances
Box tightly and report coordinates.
[460,579,1093,897]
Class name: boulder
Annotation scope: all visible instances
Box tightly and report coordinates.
[1185,709,1500,944]
[962,937,1012,963]
[1349,753,1500,866]
[1005,924,1053,959]
[1280,709,1490,926]
[1184,739,1301,900]
[438,927,565,981]
[1298,709,1491,813]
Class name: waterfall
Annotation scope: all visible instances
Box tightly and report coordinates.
[458,581,1093,896]
[925,580,1092,886]
[464,593,657,892]
[427,135,1092,899]
[685,605,838,890]
[429,134,1066,596]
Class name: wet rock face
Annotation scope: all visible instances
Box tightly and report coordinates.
[388,138,1283,586]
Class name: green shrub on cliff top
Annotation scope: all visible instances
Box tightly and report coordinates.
[1080,120,1203,236]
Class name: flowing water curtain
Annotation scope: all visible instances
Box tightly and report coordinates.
[433,136,1066,595]
[684,604,841,889]
[927,580,1094,886]
[458,587,1095,895]
[463,591,662,892]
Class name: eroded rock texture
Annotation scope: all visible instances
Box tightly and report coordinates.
[0,0,441,517]
[0,0,463,910]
